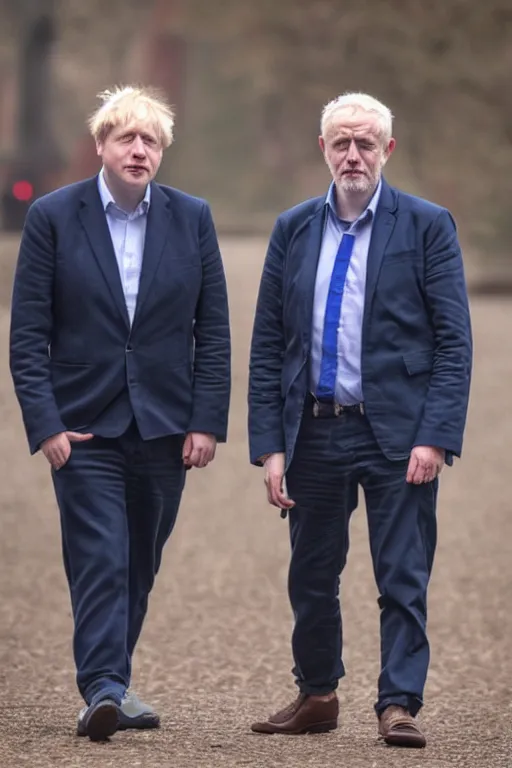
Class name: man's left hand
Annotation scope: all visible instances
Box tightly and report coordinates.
[182,432,217,469]
[406,446,445,484]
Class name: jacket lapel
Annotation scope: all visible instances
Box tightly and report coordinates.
[364,179,398,310]
[132,182,172,326]
[78,178,130,328]
[300,201,326,352]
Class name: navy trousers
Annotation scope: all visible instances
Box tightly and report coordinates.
[285,407,438,716]
[52,420,186,706]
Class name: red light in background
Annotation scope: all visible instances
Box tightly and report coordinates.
[12,180,34,202]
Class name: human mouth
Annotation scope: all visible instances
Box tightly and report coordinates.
[125,165,148,175]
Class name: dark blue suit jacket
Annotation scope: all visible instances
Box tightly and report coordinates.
[248,179,472,470]
[10,176,231,454]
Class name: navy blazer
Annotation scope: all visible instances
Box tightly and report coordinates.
[248,179,472,470]
[10,176,231,454]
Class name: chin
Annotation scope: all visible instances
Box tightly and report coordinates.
[124,176,147,186]
[121,172,149,186]
[340,181,370,194]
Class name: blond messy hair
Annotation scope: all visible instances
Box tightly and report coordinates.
[88,85,175,148]
[321,92,394,143]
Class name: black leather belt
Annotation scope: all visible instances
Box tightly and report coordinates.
[306,393,365,418]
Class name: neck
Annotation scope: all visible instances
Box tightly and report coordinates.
[103,168,145,213]
[334,183,377,222]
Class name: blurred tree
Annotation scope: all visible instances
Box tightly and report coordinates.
[1,0,510,277]
[181,0,512,271]
[0,0,60,228]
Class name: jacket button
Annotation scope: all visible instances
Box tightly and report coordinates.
[126,345,133,352]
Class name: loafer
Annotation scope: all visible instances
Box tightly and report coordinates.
[378,705,426,748]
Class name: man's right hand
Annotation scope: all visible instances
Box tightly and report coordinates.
[41,431,94,470]
[263,452,295,510]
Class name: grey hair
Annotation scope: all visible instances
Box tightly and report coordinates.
[321,92,394,142]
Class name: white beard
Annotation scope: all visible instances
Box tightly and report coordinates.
[339,174,374,194]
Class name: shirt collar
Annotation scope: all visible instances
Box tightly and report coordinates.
[325,177,382,225]
[97,167,151,214]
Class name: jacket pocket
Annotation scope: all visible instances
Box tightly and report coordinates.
[50,360,92,368]
[383,249,420,264]
[281,358,307,398]
[402,349,434,375]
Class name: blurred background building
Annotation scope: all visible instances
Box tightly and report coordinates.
[0,0,510,287]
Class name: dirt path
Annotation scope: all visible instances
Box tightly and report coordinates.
[0,237,510,767]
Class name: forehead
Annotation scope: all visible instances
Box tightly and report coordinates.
[324,107,383,141]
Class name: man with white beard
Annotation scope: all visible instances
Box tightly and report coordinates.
[248,92,472,748]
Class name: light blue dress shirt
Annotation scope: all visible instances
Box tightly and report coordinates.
[97,168,150,325]
[309,179,382,404]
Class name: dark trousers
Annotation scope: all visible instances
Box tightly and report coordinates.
[285,408,437,717]
[52,420,186,706]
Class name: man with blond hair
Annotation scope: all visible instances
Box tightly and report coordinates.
[248,92,472,747]
[10,85,231,741]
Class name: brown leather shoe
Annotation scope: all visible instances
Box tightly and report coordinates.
[251,693,339,735]
[378,705,426,748]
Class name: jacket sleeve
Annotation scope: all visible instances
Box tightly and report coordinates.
[413,209,473,456]
[9,201,67,454]
[248,216,287,465]
[188,202,232,442]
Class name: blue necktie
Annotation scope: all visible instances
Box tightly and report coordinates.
[316,232,356,399]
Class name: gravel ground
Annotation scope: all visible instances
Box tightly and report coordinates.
[0,237,510,768]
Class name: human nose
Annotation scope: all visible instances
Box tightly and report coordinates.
[346,140,360,164]
[131,136,146,157]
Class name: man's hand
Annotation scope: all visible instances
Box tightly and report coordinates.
[182,432,217,469]
[406,446,445,484]
[263,452,295,510]
[41,431,94,470]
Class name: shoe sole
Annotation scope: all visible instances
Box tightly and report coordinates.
[383,734,426,749]
[252,719,338,735]
[302,720,338,734]
[117,714,160,731]
[86,701,120,742]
